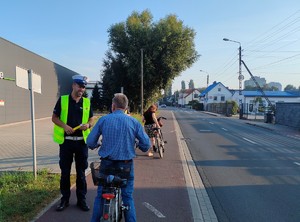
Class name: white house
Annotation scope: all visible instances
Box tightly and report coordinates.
[199,81,233,110]
[178,88,201,107]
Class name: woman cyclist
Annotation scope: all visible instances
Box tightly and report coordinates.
[142,104,161,157]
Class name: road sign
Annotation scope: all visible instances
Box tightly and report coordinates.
[16,66,41,94]
[0,72,3,79]
[15,66,42,179]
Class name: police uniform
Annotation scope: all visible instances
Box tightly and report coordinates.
[53,75,93,211]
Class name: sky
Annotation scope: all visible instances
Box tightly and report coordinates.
[1,1,300,92]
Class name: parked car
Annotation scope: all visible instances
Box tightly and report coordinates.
[160,104,166,108]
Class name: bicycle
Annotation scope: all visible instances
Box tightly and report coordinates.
[153,117,167,158]
[90,161,130,222]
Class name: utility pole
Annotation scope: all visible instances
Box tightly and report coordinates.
[223,38,244,119]
[238,44,244,119]
[207,74,209,87]
[141,48,144,115]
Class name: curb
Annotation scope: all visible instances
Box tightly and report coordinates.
[245,122,275,131]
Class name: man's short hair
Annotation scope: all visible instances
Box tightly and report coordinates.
[112,93,128,109]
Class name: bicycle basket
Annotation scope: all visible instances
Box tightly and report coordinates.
[90,161,131,186]
[90,161,104,186]
[103,163,131,180]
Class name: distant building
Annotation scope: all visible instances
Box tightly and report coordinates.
[244,76,266,88]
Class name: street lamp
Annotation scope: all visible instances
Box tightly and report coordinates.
[200,70,209,87]
[223,38,244,119]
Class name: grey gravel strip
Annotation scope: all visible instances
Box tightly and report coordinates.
[172,112,218,222]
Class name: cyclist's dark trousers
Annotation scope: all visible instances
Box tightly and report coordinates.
[59,140,88,202]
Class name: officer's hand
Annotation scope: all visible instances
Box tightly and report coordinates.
[64,125,74,135]
[80,124,90,131]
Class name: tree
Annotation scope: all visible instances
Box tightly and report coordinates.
[244,84,279,91]
[188,80,195,89]
[82,90,88,98]
[284,84,297,91]
[90,82,103,111]
[226,100,238,115]
[101,10,200,112]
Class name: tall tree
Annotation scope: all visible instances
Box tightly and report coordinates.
[284,84,297,91]
[90,82,103,111]
[101,10,199,111]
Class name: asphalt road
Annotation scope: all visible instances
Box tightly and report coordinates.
[174,109,300,222]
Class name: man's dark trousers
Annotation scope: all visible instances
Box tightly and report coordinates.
[59,139,88,202]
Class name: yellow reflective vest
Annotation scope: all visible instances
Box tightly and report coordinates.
[53,95,91,144]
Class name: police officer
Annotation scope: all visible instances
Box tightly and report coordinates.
[52,75,94,212]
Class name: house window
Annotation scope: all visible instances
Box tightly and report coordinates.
[214,96,217,101]
[221,96,225,101]
[218,88,221,92]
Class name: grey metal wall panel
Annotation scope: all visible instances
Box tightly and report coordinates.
[276,102,300,129]
[0,37,82,125]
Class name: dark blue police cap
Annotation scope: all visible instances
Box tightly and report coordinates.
[72,75,88,86]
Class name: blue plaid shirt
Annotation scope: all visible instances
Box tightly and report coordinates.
[87,110,150,160]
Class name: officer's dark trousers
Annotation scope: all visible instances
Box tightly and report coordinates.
[59,140,88,202]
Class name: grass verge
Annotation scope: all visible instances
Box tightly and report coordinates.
[0,169,75,222]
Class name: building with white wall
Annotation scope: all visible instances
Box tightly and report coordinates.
[199,81,233,110]
[178,88,201,107]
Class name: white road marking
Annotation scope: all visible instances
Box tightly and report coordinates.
[242,137,257,144]
[222,128,228,131]
[142,202,166,218]
[294,162,300,166]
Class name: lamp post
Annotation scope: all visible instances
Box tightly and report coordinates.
[223,38,244,119]
[200,70,209,87]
